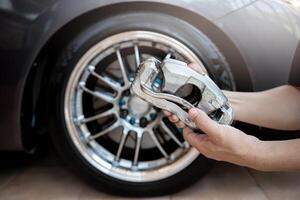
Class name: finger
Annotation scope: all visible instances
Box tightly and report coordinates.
[188,108,222,138]
[169,115,179,123]
[188,63,205,74]
[183,127,194,141]
[183,127,216,158]
[183,127,209,149]
[163,110,172,116]
[175,121,186,128]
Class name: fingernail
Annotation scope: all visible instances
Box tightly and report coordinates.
[189,108,198,118]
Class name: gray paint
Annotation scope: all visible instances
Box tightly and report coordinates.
[216,0,300,90]
[0,0,299,150]
[0,0,253,150]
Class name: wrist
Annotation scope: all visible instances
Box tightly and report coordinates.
[246,137,268,171]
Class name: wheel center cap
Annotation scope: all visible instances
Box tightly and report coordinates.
[128,95,151,117]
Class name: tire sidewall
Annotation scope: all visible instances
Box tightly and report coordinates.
[50,12,234,196]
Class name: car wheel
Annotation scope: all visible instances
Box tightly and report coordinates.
[50,12,236,196]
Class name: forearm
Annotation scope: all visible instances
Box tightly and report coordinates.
[249,139,300,171]
[224,85,300,130]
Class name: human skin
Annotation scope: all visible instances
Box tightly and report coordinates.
[224,86,300,131]
[165,64,300,171]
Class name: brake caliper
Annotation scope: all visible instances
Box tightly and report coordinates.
[131,57,233,131]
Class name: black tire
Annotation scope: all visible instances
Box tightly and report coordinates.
[50,12,235,196]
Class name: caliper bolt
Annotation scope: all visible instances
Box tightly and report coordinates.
[120,109,129,118]
[123,89,130,97]
[139,117,148,128]
[153,78,162,90]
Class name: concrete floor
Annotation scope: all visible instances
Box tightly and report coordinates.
[0,152,300,200]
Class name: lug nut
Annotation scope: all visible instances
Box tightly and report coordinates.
[129,73,135,82]
[123,89,130,96]
[150,113,157,121]
[129,117,136,125]
[177,128,183,133]
[120,109,129,118]
[139,117,148,128]
[118,99,126,107]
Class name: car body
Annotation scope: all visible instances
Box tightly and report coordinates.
[0,0,299,195]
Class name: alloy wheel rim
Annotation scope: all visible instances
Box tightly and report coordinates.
[64,31,207,182]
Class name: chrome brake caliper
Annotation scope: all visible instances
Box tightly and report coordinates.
[131,57,233,131]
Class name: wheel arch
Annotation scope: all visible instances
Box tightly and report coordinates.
[21,1,253,150]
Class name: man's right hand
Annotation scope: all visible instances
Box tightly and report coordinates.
[182,108,261,169]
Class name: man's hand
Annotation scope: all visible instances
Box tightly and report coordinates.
[163,62,300,171]
[163,62,260,167]
[183,108,261,168]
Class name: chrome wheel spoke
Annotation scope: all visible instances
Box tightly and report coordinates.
[134,44,141,67]
[81,108,116,124]
[66,31,207,181]
[79,82,115,103]
[116,48,130,87]
[160,118,184,148]
[88,65,121,91]
[89,120,121,140]
[115,129,129,162]
[148,130,169,159]
[133,132,143,166]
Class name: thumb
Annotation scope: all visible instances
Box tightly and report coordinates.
[189,108,222,138]
[183,127,208,147]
